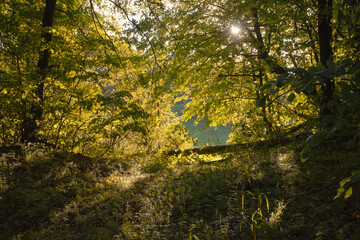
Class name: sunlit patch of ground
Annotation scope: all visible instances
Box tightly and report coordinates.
[105,164,148,190]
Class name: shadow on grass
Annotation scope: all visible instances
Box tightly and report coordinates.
[1,143,359,239]
[0,146,127,239]
[117,145,360,239]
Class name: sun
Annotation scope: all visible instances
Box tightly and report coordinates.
[231,26,241,34]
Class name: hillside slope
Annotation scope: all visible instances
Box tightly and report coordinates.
[0,142,359,239]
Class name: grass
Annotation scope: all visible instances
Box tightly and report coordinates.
[0,141,359,239]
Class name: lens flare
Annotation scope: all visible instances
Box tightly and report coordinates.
[231,26,241,34]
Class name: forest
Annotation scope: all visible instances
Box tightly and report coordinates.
[0,0,360,239]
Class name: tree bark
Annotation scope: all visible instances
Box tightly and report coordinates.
[318,0,335,122]
[251,8,286,75]
[21,0,57,142]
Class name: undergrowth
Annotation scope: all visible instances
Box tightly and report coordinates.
[0,142,359,239]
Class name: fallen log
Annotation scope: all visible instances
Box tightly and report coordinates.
[167,134,309,156]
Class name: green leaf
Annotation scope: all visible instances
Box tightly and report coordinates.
[316,69,333,78]
[351,172,360,182]
[351,3,360,25]
[337,103,348,114]
[334,187,344,200]
[340,177,351,187]
[344,187,353,199]
[304,85,315,94]
[309,135,322,147]
[327,100,337,108]
[287,93,295,103]
[269,88,278,94]
[264,195,270,213]
[256,97,266,108]
[301,150,310,162]
[242,193,245,210]
[333,4,343,24]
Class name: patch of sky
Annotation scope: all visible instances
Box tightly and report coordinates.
[172,101,232,147]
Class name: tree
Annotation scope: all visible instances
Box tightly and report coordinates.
[122,0,312,141]
[21,0,57,142]
[317,0,335,122]
[0,0,190,157]
[0,0,141,149]
[126,0,359,142]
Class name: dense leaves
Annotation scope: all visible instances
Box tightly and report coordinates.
[120,0,359,145]
[0,0,190,155]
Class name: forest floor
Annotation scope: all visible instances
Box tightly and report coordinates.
[0,140,360,240]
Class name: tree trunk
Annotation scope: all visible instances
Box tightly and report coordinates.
[251,8,276,135]
[21,0,57,142]
[318,0,335,122]
[251,8,286,75]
